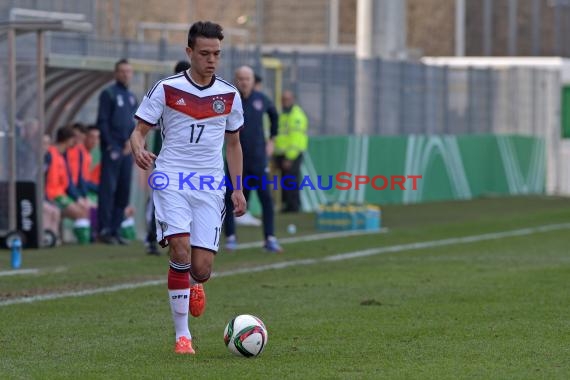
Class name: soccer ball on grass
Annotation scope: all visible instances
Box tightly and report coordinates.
[223,314,268,357]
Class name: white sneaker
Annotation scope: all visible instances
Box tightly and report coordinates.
[235,211,262,226]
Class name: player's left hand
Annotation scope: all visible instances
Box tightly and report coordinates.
[231,190,247,217]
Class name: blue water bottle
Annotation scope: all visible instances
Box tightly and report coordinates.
[10,237,22,269]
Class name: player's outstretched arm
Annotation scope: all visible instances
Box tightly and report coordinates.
[225,132,246,217]
[130,121,157,170]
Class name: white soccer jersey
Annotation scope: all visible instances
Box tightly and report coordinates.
[135,71,244,180]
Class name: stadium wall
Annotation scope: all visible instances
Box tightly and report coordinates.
[247,133,545,214]
[298,134,545,209]
[214,134,542,217]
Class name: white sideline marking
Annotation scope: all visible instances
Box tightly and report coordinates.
[236,228,388,249]
[0,269,39,277]
[1,222,569,307]
[0,280,165,307]
[0,231,387,280]
[324,223,570,262]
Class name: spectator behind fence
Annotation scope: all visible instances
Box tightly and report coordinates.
[44,126,91,244]
[274,90,309,213]
[223,65,283,253]
[143,59,191,256]
[96,58,138,245]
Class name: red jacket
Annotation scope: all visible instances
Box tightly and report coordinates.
[45,145,68,201]
[66,144,91,186]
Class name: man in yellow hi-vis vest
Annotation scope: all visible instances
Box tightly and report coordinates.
[274,90,308,213]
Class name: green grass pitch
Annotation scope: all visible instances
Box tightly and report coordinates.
[1,196,569,379]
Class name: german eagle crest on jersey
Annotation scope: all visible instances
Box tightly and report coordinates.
[213,99,225,114]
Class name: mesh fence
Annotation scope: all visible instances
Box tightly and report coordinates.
[260,51,558,139]
[32,30,559,141]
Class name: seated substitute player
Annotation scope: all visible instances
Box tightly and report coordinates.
[130,21,246,355]
[45,126,91,243]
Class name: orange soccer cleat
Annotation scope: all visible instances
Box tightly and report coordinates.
[189,283,206,317]
[174,336,195,354]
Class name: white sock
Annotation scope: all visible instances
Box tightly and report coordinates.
[168,289,191,340]
[121,216,135,228]
[73,218,90,228]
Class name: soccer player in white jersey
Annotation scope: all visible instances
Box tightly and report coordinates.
[129,21,246,355]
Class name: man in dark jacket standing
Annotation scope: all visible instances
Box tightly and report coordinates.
[223,65,283,253]
[96,58,138,244]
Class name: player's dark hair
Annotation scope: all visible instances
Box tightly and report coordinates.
[254,74,262,84]
[55,126,75,143]
[71,122,87,134]
[187,21,224,48]
[174,60,191,73]
[87,124,99,132]
[115,58,129,71]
